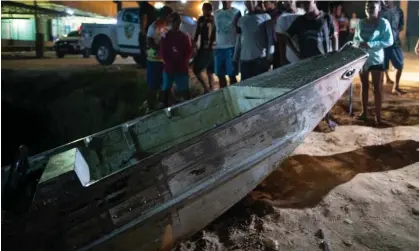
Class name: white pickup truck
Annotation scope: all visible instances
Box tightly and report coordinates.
[81,7,197,65]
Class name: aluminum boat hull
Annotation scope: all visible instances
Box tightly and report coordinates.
[1,47,368,251]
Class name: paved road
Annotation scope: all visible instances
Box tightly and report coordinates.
[2,51,137,70]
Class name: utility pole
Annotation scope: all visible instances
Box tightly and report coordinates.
[113,0,122,12]
[34,0,44,58]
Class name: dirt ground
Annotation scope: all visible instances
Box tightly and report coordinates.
[175,54,419,251]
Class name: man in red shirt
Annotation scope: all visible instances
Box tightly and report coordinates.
[160,12,193,107]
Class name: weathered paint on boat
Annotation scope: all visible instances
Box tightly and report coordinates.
[1,47,368,251]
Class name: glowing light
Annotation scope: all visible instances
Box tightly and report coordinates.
[154,2,164,9]
[180,0,187,3]
[192,17,197,21]
[65,8,74,15]
[109,18,117,24]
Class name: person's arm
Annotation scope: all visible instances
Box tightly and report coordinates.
[233,11,242,32]
[210,20,216,48]
[146,24,158,50]
[399,8,405,32]
[159,36,166,62]
[194,17,202,44]
[186,34,193,59]
[329,15,338,51]
[367,19,394,50]
[352,21,362,45]
[275,17,288,66]
[285,18,301,59]
[233,18,242,62]
[141,14,148,34]
[265,14,274,60]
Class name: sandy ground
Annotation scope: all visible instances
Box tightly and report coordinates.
[175,55,419,251]
[1,51,136,70]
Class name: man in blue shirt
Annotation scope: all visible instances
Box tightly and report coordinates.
[381,0,405,95]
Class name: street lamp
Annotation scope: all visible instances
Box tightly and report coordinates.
[65,8,74,15]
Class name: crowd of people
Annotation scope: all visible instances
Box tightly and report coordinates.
[141,0,408,128]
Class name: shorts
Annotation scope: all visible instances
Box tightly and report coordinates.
[368,64,385,72]
[240,58,270,81]
[384,45,404,70]
[162,72,190,92]
[214,47,237,77]
[193,49,214,73]
[146,60,164,90]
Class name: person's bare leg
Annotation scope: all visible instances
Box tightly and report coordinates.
[182,90,191,101]
[371,70,383,125]
[230,76,238,85]
[358,71,370,120]
[163,90,171,108]
[147,90,158,110]
[219,76,227,88]
[195,70,209,93]
[384,70,394,84]
[207,71,214,91]
[392,68,405,94]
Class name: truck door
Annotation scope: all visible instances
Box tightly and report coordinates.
[116,9,140,54]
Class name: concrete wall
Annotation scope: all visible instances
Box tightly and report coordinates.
[404,0,419,51]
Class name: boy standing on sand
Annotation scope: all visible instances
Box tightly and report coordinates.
[160,12,193,108]
[286,0,339,130]
[264,1,282,69]
[381,0,405,95]
[213,1,241,88]
[234,0,273,81]
[146,6,173,110]
[193,2,215,93]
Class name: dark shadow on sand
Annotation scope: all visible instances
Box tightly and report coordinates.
[252,140,419,209]
[177,140,419,251]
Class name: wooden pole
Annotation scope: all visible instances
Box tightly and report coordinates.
[34,0,44,58]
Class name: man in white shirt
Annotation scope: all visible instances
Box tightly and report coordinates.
[235,0,274,80]
[275,0,305,66]
[213,1,241,88]
[145,6,173,110]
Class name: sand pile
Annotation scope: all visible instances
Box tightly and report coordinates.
[175,125,419,251]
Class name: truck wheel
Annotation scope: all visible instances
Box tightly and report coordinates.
[95,40,116,65]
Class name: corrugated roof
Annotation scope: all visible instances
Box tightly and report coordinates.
[1,1,109,19]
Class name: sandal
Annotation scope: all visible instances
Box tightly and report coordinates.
[325,119,338,131]
[356,113,368,121]
[392,88,406,95]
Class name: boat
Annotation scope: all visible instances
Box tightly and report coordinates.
[1,46,368,251]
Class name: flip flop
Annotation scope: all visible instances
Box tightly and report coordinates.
[356,113,368,121]
[392,89,406,95]
[327,120,338,131]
